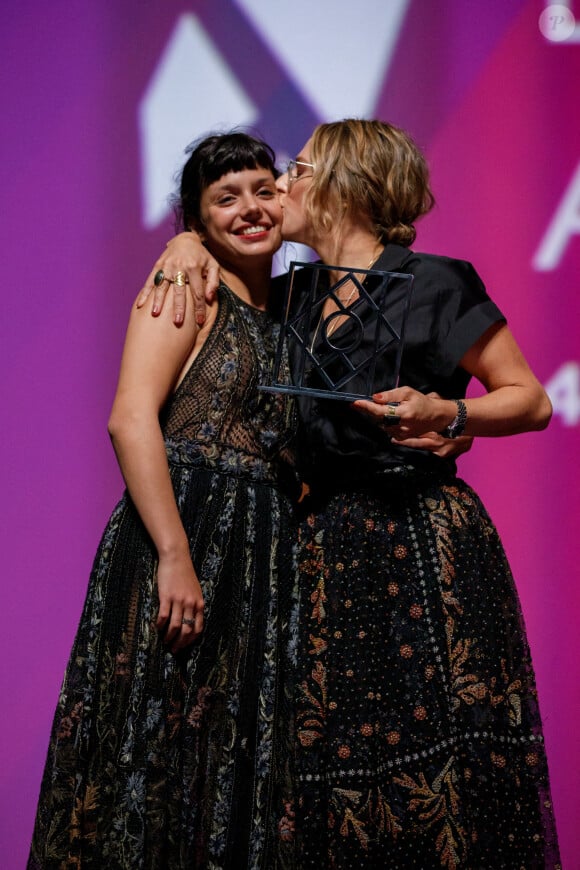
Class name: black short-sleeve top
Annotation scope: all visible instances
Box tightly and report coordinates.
[288,244,506,490]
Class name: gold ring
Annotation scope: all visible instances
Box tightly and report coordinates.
[173,271,188,287]
[381,403,400,427]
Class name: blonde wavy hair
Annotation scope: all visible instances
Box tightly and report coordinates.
[305,119,434,247]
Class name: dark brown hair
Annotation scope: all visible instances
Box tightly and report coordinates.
[175,132,278,231]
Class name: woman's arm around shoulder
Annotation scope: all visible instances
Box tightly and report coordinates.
[136,231,220,325]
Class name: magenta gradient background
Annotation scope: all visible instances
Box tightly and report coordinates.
[1,1,579,866]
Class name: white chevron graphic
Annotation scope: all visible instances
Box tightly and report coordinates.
[139,14,258,228]
[233,0,410,120]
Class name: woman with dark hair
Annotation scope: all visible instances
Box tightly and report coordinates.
[28,133,299,869]
[143,119,560,868]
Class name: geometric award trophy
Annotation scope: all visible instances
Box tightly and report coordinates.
[260,261,414,401]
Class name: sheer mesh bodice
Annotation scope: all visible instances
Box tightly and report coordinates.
[161,283,297,477]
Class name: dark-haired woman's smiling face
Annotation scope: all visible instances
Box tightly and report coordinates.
[198,168,282,267]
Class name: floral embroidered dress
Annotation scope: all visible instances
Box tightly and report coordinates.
[292,246,561,868]
[28,284,300,870]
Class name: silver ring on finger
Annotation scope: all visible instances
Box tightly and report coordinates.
[181,616,195,626]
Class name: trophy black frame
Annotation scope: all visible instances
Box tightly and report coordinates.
[260,261,414,401]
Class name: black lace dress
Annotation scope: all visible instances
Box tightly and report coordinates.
[292,246,561,868]
[28,285,300,870]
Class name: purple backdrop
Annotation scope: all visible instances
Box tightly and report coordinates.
[2,1,579,866]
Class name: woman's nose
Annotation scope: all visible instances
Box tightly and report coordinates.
[276,172,289,194]
[241,196,262,216]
